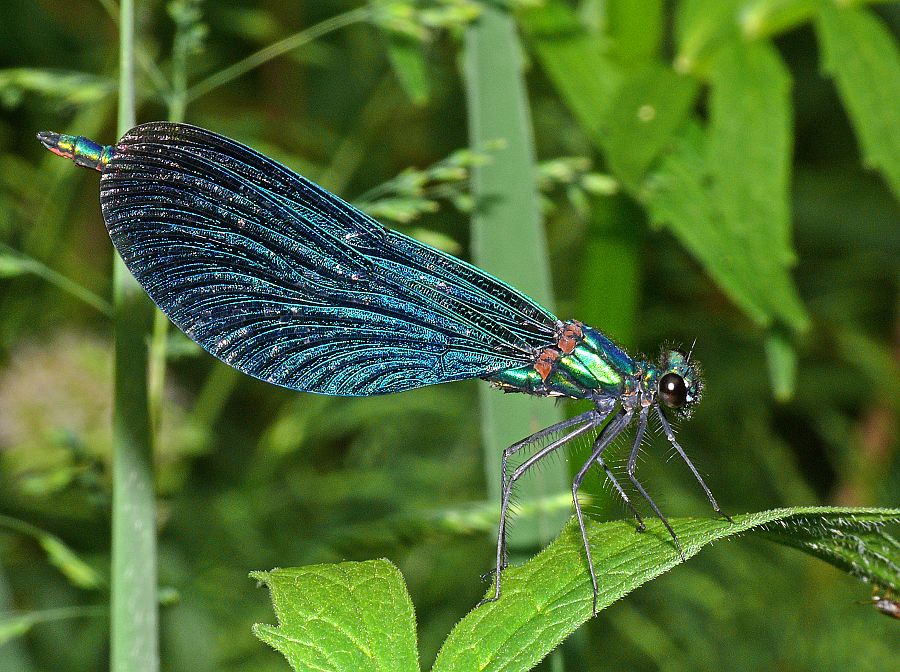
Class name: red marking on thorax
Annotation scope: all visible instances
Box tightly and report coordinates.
[533,322,585,381]
[534,349,561,381]
[556,321,584,354]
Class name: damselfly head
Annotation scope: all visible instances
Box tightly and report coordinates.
[657,349,703,417]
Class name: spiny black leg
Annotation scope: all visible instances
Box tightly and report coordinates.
[595,454,645,531]
[572,410,632,616]
[656,407,733,523]
[501,409,599,490]
[627,407,685,562]
[492,409,600,578]
[478,419,599,607]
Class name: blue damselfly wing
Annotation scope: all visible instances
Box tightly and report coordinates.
[96,123,559,396]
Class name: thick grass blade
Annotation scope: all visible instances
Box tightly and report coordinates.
[110,1,159,670]
[463,4,568,551]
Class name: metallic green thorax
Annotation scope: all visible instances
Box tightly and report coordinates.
[490,325,637,399]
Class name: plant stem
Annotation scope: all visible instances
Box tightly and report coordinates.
[110,1,158,671]
[185,6,371,103]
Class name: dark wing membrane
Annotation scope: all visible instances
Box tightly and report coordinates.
[99,122,559,396]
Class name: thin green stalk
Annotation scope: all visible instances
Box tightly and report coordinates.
[148,24,192,437]
[185,6,371,103]
[0,242,112,316]
[96,0,171,99]
[110,1,158,671]
[5,605,108,627]
[463,4,569,561]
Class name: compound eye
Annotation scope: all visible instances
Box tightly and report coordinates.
[659,373,688,408]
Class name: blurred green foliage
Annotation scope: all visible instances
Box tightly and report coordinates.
[0,1,897,670]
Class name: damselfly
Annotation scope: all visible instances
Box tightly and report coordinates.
[38,123,730,613]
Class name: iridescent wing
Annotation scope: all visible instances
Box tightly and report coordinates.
[99,122,559,396]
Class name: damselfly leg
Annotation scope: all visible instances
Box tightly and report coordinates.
[593,453,645,531]
[481,409,600,581]
[479,416,600,606]
[572,409,633,614]
[627,406,685,561]
[656,406,733,522]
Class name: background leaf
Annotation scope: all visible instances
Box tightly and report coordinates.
[599,64,698,190]
[815,5,900,199]
[385,34,431,106]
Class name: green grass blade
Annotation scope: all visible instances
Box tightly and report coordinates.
[186,7,370,103]
[0,68,114,106]
[432,507,900,672]
[252,560,420,672]
[463,3,568,551]
[0,242,112,315]
[815,4,900,199]
[110,1,159,670]
[0,515,102,590]
[604,0,664,64]
[463,15,580,667]
[0,606,107,647]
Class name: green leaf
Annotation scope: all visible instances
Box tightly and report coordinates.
[0,614,33,647]
[643,123,767,324]
[709,38,795,268]
[604,0,664,64]
[519,0,622,142]
[0,68,114,108]
[385,33,430,106]
[432,507,900,672]
[815,5,900,199]
[764,330,798,402]
[0,253,29,277]
[674,0,741,75]
[601,64,699,190]
[643,122,809,333]
[522,3,695,190]
[0,515,102,590]
[38,536,102,590]
[758,511,900,592]
[739,0,822,40]
[252,560,420,672]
